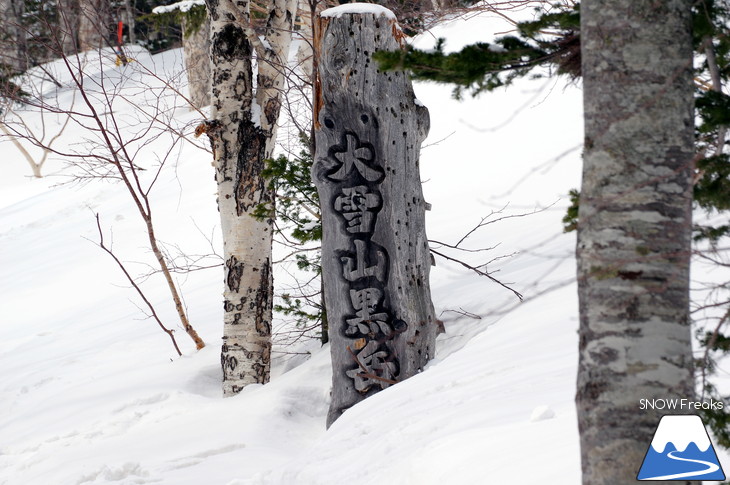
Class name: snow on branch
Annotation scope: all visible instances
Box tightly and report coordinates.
[152,0,205,14]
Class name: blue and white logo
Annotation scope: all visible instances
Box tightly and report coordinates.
[637,414,726,481]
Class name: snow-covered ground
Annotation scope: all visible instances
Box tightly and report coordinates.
[0,8,726,485]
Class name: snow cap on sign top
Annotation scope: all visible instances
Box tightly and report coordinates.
[321,3,396,19]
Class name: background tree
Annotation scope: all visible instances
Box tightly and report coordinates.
[58,0,81,56]
[151,1,210,110]
[0,0,69,74]
[0,0,29,73]
[178,6,209,109]
[78,0,113,51]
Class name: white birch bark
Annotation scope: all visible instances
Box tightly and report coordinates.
[205,0,297,395]
[577,1,697,483]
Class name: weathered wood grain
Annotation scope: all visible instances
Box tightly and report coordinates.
[313,7,437,427]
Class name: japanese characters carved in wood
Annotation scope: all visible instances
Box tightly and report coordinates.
[313,6,437,427]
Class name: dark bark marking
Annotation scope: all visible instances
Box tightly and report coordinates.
[625,297,641,322]
[213,69,231,86]
[222,354,238,372]
[617,270,643,280]
[226,255,244,292]
[213,24,251,62]
[576,379,610,402]
[254,258,272,336]
[205,0,219,20]
[234,120,269,214]
[589,346,620,365]
[264,97,281,128]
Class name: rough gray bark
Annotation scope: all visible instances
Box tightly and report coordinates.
[205,0,297,396]
[576,1,696,483]
[181,15,210,109]
[313,6,437,427]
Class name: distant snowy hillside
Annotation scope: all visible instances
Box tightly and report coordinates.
[0,8,726,485]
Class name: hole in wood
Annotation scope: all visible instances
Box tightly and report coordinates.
[393,319,407,333]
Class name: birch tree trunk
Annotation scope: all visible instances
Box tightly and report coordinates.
[313,5,437,427]
[206,0,297,396]
[577,1,696,483]
[294,1,314,82]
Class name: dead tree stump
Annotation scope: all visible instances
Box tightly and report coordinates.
[313,5,437,427]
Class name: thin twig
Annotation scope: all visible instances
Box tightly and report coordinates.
[430,247,524,300]
[89,213,182,357]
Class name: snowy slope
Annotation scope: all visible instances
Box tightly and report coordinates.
[0,8,726,485]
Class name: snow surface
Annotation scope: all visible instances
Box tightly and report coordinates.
[321,4,396,20]
[1,8,728,485]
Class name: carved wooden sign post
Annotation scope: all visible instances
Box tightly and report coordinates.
[313,4,438,427]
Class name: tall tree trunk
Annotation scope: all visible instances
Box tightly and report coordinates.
[181,15,210,110]
[294,0,314,82]
[206,0,297,396]
[78,0,111,51]
[58,0,81,56]
[576,1,696,483]
[124,0,136,44]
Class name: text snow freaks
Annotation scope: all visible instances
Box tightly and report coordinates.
[639,398,724,411]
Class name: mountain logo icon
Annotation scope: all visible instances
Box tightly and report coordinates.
[637,414,726,481]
